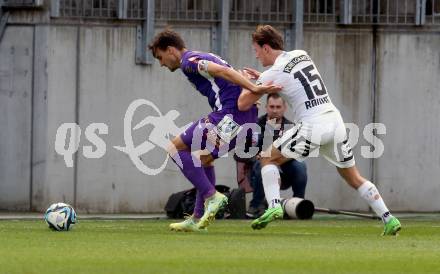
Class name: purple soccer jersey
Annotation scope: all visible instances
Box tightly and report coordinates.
[178,50,257,158]
[171,50,258,220]
[180,50,242,111]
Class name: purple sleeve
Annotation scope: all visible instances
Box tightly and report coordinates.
[181,53,230,76]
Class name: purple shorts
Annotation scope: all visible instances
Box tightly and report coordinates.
[180,106,258,159]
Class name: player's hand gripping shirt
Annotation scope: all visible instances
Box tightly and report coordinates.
[257,50,337,122]
[180,50,242,111]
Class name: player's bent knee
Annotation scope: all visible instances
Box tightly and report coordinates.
[167,136,188,156]
[337,166,365,188]
[259,157,272,166]
[200,153,215,167]
[260,156,281,167]
[166,143,178,157]
[260,153,288,167]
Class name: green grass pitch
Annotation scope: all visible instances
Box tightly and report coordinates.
[0,216,439,274]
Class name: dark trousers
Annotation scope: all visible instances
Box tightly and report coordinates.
[249,160,307,208]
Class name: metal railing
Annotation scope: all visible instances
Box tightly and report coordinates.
[425,0,440,25]
[1,0,43,7]
[351,0,416,25]
[127,0,144,19]
[155,0,219,22]
[229,0,293,24]
[58,0,118,18]
[54,0,440,26]
[303,0,338,24]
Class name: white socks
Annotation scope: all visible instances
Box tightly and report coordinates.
[261,164,281,208]
[357,181,392,223]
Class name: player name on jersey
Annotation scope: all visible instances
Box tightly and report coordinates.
[305,95,330,110]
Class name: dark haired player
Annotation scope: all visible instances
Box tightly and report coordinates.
[148,29,281,232]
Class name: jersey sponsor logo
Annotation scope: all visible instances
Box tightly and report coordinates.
[304,95,330,109]
[283,55,312,73]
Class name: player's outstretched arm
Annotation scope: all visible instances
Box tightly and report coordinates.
[237,89,263,111]
[243,67,261,80]
[202,61,281,94]
[237,69,263,111]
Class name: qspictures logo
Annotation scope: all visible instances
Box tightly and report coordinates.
[54,99,386,175]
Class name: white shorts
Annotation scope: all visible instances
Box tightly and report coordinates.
[273,110,355,168]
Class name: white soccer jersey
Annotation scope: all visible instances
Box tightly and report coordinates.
[257,50,337,122]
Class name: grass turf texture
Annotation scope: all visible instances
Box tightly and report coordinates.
[0,216,439,274]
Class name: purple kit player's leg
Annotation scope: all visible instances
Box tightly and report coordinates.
[194,108,256,229]
[170,150,216,201]
[170,108,256,231]
[179,119,219,219]
[193,166,216,219]
[169,148,218,232]
[204,166,216,185]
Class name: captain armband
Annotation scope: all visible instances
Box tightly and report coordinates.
[197,60,211,73]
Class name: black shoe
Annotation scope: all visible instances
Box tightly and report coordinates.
[246,205,267,219]
[246,206,260,219]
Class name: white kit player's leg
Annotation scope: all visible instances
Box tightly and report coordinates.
[357,180,392,222]
[324,110,402,235]
[337,166,393,222]
[338,167,401,235]
[261,164,281,208]
[251,147,291,230]
[251,162,284,230]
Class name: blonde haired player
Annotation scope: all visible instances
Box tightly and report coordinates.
[238,25,401,235]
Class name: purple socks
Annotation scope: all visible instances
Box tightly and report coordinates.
[193,166,216,218]
[171,150,216,218]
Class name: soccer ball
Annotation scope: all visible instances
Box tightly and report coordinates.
[44,203,77,231]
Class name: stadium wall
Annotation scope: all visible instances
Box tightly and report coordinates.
[1,13,439,212]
